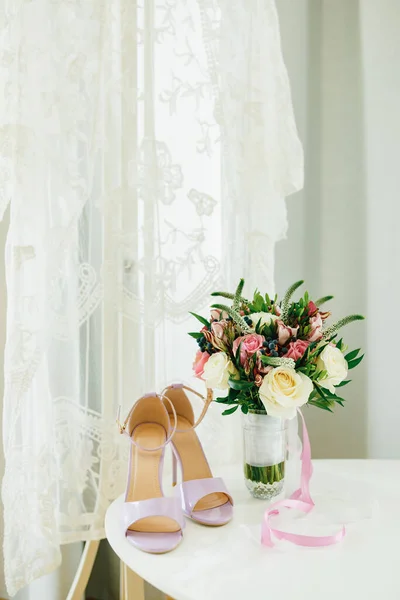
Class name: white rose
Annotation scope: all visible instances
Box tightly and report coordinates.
[249,312,279,328]
[259,367,313,419]
[203,352,238,390]
[317,345,348,394]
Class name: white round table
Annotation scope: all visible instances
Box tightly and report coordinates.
[105,460,400,600]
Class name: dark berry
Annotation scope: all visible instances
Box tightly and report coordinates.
[269,342,276,350]
[263,341,269,347]
[271,350,279,357]
[266,337,271,343]
[207,343,213,351]
[281,347,288,354]
[272,339,278,345]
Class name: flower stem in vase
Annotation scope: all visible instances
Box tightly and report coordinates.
[244,461,285,499]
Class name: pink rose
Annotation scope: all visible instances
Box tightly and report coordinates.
[233,333,264,366]
[308,313,323,342]
[276,320,299,345]
[192,351,210,378]
[210,308,228,321]
[286,339,310,361]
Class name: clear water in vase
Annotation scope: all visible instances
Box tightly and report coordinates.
[242,410,287,500]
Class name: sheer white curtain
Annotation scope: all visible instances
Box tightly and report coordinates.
[0,0,302,595]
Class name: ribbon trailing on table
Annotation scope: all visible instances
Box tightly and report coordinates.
[261,409,346,547]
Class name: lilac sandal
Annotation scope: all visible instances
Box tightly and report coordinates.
[118,393,185,553]
[162,384,234,526]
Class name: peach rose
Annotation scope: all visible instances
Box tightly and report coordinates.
[308,313,323,342]
[192,351,210,378]
[286,339,310,361]
[256,352,273,375]
[210,308,228,321]
[203,326,227,351]
[254,374,263,387]
[211,320,228,340]
[276,320,299,345]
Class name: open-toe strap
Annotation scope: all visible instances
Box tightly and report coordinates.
[123,497,185,533]
[175,477,233,518]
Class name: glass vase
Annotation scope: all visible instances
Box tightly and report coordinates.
[242,410,287,500]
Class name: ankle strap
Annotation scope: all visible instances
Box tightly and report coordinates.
[116,393,178,452]
[163,384,213,431]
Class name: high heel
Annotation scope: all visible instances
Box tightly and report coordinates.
[163,384,233,526]
[172,451,178,488]
[118,393,185,553]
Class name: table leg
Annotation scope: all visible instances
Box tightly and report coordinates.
[66,540,100,600]
[120,561,145,600]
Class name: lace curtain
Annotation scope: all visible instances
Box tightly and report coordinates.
[0,0,303,595]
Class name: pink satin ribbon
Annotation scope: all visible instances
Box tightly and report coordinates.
[261,409,346,547]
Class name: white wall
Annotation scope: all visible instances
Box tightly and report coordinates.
[0,210,8,598]
[360,0,400,458]
[277,0,400,460]
[276,0,368,458]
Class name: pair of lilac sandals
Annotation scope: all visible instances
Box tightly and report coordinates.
[119,384,234,553]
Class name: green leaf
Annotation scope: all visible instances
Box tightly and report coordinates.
[323,314,365,339]
[211,303,253,333]
[282,280,304,305]
[313,369,327,382]
[215,397,230,404]
[314,383,329,400]
[261,355,296,369]
[233,278,246,309]
[255,318,263,334]
[189,311,210,327]
[315,295,334,306]
[210,291,234,299]
[347,354,364,370]
[228,379,255,391]
[252,291,264,312]
[308,399,334,413]
[333,396,346,404]
[188,332,204,339]
[345,348,360,362]
[336,380,352,388]
[222,405,239,416]
[228,386,240,397]
[234,342,242,364]
[241,404,249,414]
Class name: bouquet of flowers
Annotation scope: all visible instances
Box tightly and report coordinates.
[190,279,364,419]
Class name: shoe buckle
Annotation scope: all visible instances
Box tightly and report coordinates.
[116,405,126,434]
